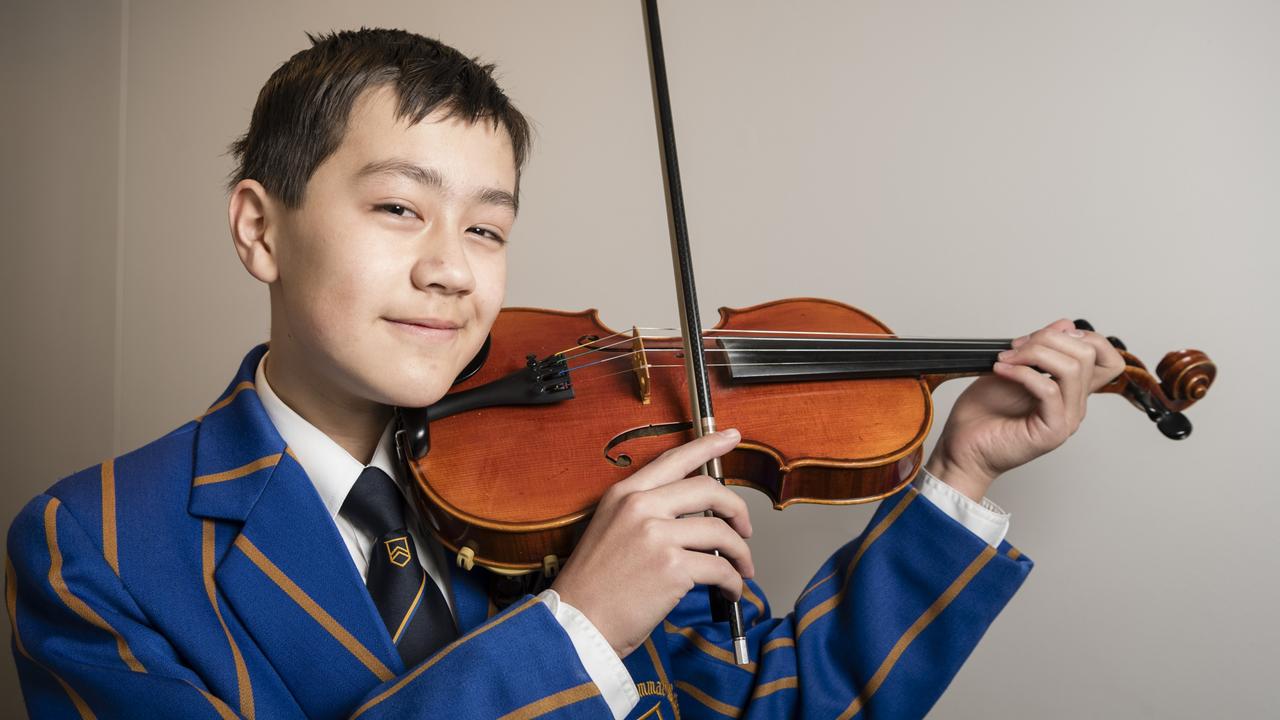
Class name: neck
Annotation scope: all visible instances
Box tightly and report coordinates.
[716,335,1013,383]
[264,342,392,466]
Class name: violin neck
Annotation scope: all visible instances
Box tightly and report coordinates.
[718,336,1012,383]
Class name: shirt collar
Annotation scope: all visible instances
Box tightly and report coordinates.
[255,351,402,521]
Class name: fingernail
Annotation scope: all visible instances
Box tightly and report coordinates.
[998,350,1013,360]
[1067,329,1085,337]
[721,428,740,441]
[993,361,1010,370]
[1011,336,1028,347]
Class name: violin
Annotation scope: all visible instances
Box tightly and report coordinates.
[394,0,1216,664]
[394,299,1214,576]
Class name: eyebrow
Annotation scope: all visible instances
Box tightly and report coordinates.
[355,158,518,213]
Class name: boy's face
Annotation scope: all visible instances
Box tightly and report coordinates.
[268,86,516,410]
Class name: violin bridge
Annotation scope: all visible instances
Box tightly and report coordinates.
[631,326,652,405]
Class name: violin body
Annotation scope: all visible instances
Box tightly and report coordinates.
[404,299,985,572]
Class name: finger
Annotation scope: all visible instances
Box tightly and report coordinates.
[659,516,754,577]
[998,342,1083,413]
[681,551,745,601]
[1039,327,1097,367]
[1010,318,1075,348]
[1071,331,1126,389]
[1046,318,1077,334]
[1020,324,1122,395]
[623,429,741,493]
[640,476,753,538]
[1025,330,1096,407]
[993,361,1067,434]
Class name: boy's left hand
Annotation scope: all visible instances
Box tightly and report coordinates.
[924,319,1126,502]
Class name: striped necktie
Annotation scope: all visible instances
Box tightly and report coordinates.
[340,466,458,666]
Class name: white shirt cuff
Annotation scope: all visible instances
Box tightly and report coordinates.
[537,589,638,720]
[913,467,1011,547]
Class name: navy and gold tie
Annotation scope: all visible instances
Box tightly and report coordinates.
[340,466,457,666]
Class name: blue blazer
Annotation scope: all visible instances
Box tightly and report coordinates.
[8,344,1032,719]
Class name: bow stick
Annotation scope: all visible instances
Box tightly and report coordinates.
[642,0,750,665]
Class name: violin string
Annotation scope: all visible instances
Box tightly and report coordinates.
[560,332,1010,365]
[571,357,987,375]
[547,319,1017,379]
[698,336,1010,345]
[563,344,1002,376]
[563,364,651,387]
[559,332,650,362]
[562,336,1008,370]
[640,346,1007,354]
[632,326,1015,342]
[553,328,642,358]
[559,325,1011,357]
[562,357,999,390]
[565,348,645,373]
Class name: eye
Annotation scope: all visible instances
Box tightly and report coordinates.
[376,203,420,219]
[468,226,507,245]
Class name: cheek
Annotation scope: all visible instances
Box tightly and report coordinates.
[283,231,386,345]
[474,252,508,323]
[294,266,358,340]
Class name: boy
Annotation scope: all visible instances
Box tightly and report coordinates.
[7,29,1123,719]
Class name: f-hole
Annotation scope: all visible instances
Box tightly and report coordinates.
[603,422,694,467]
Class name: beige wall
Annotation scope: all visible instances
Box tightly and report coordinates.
[1,0,123,711]
[3,0,1277,716]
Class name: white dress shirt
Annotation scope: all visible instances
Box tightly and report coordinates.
[254,352,1009,720]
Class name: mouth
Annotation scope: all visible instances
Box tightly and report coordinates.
[386,317,464,340]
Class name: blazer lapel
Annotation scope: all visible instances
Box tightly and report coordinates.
[189,345,403,717]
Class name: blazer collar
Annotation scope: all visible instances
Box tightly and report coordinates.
[188,343,282,522]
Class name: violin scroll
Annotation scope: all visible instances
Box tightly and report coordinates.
[1156,349,1216,404]
[1075,320,1216,440]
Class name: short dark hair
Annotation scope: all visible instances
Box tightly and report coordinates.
[228,28,531,208]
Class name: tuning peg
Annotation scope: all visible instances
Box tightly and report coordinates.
[1126,384,1194,441]
[1073,318,1128,350]
[1156,412,1192,440]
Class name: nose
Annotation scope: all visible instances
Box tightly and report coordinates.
[409,226,475,295]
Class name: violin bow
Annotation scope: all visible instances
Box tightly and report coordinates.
[641,0,751,664]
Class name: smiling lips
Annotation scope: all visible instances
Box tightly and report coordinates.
[393,317,462,329]
[387,317,463,340]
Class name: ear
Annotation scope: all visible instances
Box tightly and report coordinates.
[228,179,280,284]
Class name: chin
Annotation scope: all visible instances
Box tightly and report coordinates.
[378,362,460,409]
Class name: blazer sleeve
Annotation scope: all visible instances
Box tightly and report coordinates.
[7,494,613,720]
[659,485,1034,719]
[8,494,246,719]
[344,596,611,719]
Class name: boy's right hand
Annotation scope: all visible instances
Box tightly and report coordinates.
[549,428,754,659]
